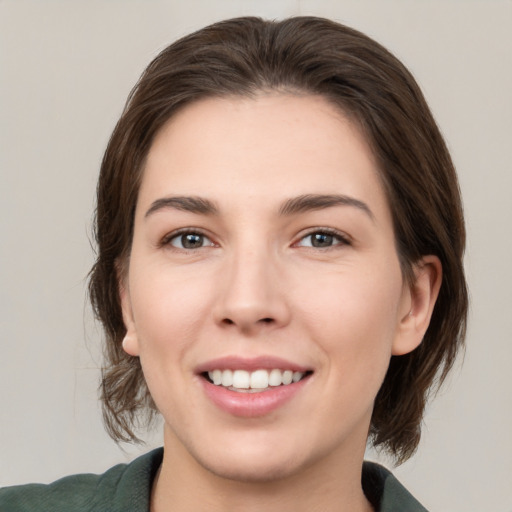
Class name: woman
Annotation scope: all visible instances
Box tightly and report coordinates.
[0,16,467,512]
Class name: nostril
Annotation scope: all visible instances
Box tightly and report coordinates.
[221,316,276,330]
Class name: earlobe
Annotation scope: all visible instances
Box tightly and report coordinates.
[392,255,442,356]
[122,332,140,356]
[119,278,141,357]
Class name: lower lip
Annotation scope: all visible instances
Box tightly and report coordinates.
[201,377,309,418]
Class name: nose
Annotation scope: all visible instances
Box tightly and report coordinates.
[213,246,291,335]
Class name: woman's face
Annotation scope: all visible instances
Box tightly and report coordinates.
[121,94,426,481]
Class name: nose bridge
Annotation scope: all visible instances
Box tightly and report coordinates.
[215,237,289,332]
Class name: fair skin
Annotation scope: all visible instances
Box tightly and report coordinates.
[120,94,441,512]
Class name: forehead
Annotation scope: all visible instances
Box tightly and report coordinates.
[138,93,388,220]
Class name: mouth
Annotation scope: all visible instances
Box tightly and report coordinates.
[196,356,313,416]
[202,368,313,393]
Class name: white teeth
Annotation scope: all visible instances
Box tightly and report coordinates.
[282,370,293,385]
[250,369,269,389]
[232,370,250,389]
[208,369,306,390]
[221,369,233,387]
[268,369,282,386]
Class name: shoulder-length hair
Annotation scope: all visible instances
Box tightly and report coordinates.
[89,16,468,464]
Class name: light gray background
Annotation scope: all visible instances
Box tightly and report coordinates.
[1,1,511,511]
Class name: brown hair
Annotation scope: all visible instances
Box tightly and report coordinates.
[89,16,468,463]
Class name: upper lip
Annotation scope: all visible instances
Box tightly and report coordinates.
[195,355,312,374]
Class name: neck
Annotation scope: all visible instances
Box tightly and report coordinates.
[151,428,374,512]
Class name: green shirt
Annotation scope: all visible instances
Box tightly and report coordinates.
[0,448,428,511]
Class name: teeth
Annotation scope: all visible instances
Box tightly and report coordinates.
[282,370,293,385]
[221,369,233,387]
[232,370,250,389]
[268,368,282,386]
[212,369,222,385]
[207,369,306,390]
[250,369,269,389]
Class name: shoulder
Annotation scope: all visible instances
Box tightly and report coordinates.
[362,461,429,512]
[0,448,163,512]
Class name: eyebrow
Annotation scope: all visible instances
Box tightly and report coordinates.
[145,196,219,218]
[144,193,374,221]
[279,194,374,221]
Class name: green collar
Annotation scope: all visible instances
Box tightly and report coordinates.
[0,448,427,511]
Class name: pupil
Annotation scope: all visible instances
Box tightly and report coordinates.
[312,233,332,247]
[183,234,203,248]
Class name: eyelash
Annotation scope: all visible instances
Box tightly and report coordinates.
[160,227,351,251]
[294,228,351,249]
[160,229,215,250]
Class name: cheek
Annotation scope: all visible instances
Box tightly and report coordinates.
[129,261,216,355]
[127,264,217,415]
[295,262,404,367]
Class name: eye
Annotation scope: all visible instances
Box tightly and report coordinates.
[296,230,349,248]
[166,231,215,250]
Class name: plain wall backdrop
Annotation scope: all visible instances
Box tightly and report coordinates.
[1,1,511,511]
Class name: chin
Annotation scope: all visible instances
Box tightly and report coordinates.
[197,450,306,484]
[184,427,334,485]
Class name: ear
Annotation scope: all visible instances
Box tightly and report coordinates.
[119,275,140,357]
[392,255,442,356]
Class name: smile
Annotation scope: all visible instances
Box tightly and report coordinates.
[206,369,307,392]
[196,357,313,416]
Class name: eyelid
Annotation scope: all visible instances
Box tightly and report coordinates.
[293,227,352,248]
[160,227,217,249]
[158,226,351,250]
